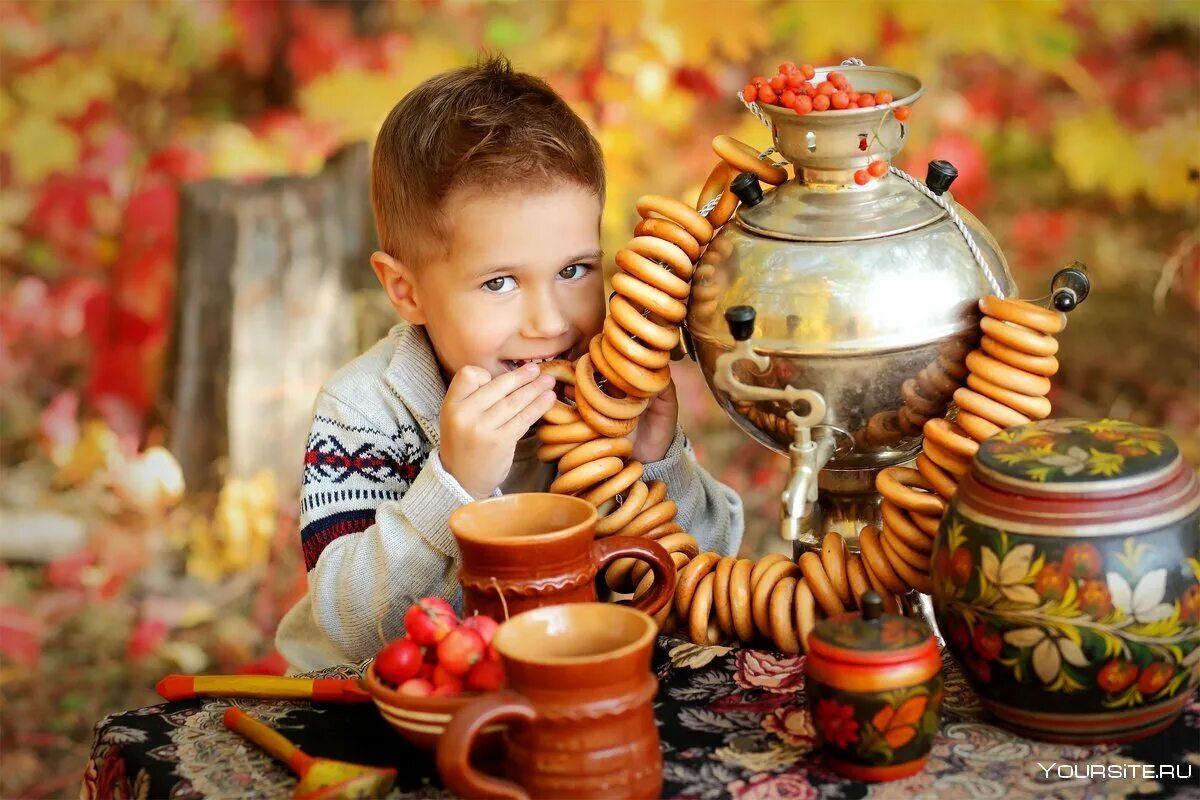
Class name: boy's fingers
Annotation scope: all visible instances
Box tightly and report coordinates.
[461,363,543,411]
[484,376,556,428]
[499,390,558,438]
[445,366,492,404]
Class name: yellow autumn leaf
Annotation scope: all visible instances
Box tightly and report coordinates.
[55,420,121,487]
[1052,109,1145,203]
[785,0,889,64]
[207,122,289,179]
[563,0,643,41]
[12,53,116,118]
[6,113,80,184]
[1140,112,1200,211]
[663,0,770,64]
[0,189,31,258]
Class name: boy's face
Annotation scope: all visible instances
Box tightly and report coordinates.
[377,182,605,380]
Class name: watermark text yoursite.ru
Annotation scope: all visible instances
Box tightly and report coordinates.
[1038,762,1193,780]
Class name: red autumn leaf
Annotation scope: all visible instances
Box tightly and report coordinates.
[0,605,42,667]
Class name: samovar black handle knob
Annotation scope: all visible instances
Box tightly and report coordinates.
[725,305,757,341]
[1050,261,1090,312]
[729,172,764,207]
[925,160,959,196]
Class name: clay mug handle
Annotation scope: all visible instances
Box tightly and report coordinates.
[592,535,676,617]
[437,690,536,800]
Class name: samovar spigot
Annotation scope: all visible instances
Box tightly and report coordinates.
[714,305,830,561]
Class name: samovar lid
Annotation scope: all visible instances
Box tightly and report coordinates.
[737,176,946,242]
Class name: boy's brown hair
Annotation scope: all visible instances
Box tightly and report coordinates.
[371,55,605,266]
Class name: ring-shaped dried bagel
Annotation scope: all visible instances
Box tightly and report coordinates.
[595,479,648,535]
[768,576,801,654]
[697,162,740,229]
[580,461,644,508]
[622,499,677,539]
[615,248,692,299]
[858,526,908,595]
[748,553,789,593]
[981,335,1060,377]
[729,558,756,643]
[954,409,1003,443]
[536,419,601,445]
[879,522,932,569]
[866,411,905,446]
[711,556,738,638]
[611,272,688,323]
[880,534,932,594]
[688,572,718,645]
[623,236,695,281]
[794,580,816,652]
[536,440,579,463]
[633,217,702,263]
[914,454,959,500]
[609,295,679,352]
[880,500,934,555]
[711,135,788,185]
[589,333,651,398]
[876,467,944,517]
[966,374,1053,420]
[921,438,972,477]
[901,378,945,417]
[899,405,931,436]
[557,436,633,474]
[574,382,639,438]
[549,455,623,496]
[635,195,714,245]
[923,418,980,460]
[541,401,580,426]
[966,350,1052,397]
[820,532,852,606]
[674,552,720,617]
[936,353,969,380]
[751,559,800,639]
[845,555,871,609]
[799,552,845,618]
[600,335,672,395]
[574,354,651,420]
[917,363,960,399]
[980,295,1066,335]
[603,317,671,371]
[537,359,576,385]
[953,386,1032,430]
[980,315,1059,356]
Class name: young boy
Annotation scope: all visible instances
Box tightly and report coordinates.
[275,56,743,671]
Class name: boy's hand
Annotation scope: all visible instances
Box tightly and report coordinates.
[440,363,557,498]
[630,378,679,464]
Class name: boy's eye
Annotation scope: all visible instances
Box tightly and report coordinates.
[483,276,516,293]
[559,264,590,281]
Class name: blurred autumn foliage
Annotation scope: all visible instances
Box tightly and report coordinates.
[0,0,1197,794]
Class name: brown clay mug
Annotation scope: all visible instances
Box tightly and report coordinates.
[449,493,675,620]
[436,602,662,799]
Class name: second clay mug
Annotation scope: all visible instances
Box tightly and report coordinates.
[449,493,675,619]
[437,603,662,799]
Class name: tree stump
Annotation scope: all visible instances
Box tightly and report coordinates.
[165,143,377,493]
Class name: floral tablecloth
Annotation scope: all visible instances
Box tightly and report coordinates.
[85,638,1200,799]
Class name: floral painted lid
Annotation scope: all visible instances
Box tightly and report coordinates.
[974,418,1181,496]
[810,592,938,666]
[959,417,1198,536]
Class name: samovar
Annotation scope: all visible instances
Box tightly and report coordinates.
[684,63,1088,561]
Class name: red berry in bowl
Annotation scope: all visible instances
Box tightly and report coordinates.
[375,637,423,686]
[461,614,500,647]
[431,664,465,694]
[398,678,434,697]
[854,170,870,185]
[404,597,458,646]
[438,627,486,676]
[466,657,506,692]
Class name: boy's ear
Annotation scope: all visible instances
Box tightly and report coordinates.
[370,251,426,325]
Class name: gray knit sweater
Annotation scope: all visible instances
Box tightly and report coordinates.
[275,322,744,671]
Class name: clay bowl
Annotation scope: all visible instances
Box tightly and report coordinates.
[361,662,504,751]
